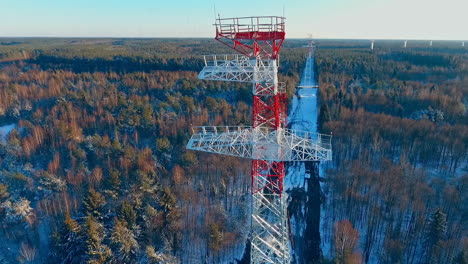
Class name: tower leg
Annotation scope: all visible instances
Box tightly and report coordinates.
[251,160,290,264]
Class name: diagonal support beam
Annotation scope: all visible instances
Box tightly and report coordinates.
[187,126,332,162]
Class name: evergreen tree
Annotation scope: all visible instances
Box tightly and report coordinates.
[85,215,112,264]
[208,223,223,252]
[0,184,9,200]
[111,138,122,154]
[425,208,447,263]
[107,169,121,192]
[111,218,139,262]
[52,212,86,264]
[180,151,197,167]
[83,188,107,220]
[119,200,137,228]
[159,187,176,214]
[156,137,170,152]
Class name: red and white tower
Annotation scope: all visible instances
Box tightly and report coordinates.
[187,16,332,263]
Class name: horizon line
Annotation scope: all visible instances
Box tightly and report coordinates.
[0,36,466,41]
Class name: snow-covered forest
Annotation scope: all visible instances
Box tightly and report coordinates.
[0,38,466,263]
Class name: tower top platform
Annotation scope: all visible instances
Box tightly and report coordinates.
[215,16,285,41]
[214,16,285,59]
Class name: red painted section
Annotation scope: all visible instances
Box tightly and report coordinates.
[233,31,285,41]
[253,93,287,129]
[215,32,285,59]
[252,88,288,195]
[215,17,287,196]
[251,160,285,194]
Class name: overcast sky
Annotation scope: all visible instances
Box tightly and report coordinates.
[1,0,467,40]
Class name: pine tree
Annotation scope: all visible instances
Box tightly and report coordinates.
[208,223,224,252]
[52,212,86,264]
[139,170,158,194]
[106,169,121,192]
[83,188,106,220]
[0,183,9,200]
[85,215,112,264]
[425,208,447,264]
[180,151,197,167]
[119,201,137,228]
[111,218,139,262]
[142,104,154,127]
[156,137,170,152]
[159,187,176,214]
[111,138,122,154]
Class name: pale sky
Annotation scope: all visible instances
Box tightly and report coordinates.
[1,0,467,40]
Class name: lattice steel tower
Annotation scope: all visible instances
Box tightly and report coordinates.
[187,16,332,263]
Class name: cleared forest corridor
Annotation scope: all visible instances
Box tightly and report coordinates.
[286,52,323,263]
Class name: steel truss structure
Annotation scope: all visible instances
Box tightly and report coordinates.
[187,126,332,162]
[186,16,332,264]
[199,54,277,83]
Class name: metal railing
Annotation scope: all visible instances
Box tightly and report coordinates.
[190,126,332,149]
[188,126,332,161]
[202,54,274,67]
[191,126,249,135]
[215,16,285,34]
[199,54,277,83]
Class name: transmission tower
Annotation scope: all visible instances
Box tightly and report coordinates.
[187,16,332,264]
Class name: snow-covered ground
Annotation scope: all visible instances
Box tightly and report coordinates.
[287,54,318,134]
[285,53,318,187]
[285,52,326,262]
